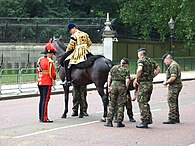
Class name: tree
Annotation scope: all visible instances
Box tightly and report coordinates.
[22,0,44,17]
[118,0,195,46]
[0,0,27,17]
[0,0,194,47]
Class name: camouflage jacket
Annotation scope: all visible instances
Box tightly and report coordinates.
[166,60,182,84]
[137,57,159,82]
[110,65,130,82]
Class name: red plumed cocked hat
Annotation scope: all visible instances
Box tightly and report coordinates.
[41,38,57,54]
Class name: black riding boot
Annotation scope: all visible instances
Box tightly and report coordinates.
[61,61,71,86]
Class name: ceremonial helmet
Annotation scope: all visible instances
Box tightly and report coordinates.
[67,23,76,32]
[41,38,57,54]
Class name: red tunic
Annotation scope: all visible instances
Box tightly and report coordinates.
[37,56,56,86]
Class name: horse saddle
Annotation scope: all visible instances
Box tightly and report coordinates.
[72,54,104,69]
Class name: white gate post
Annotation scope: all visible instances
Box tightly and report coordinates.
[102,13,117,61]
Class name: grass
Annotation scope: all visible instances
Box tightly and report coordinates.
[1,57,195,85]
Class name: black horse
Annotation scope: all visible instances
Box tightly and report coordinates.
[53,38,113,121]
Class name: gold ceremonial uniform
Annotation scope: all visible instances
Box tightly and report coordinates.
[66,29,92,64]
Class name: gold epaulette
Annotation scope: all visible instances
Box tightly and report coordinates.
[47,57,54,63]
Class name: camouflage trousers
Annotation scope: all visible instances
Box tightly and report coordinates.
[167,83,183,120]
[114,95,134,120]
[107,81,126,122]
[126,95,134,118]
[137,81,153,123]
[72,85,88,112]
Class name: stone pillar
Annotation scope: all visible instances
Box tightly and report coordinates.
[102,13,117,61]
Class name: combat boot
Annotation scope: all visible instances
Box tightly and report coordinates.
[136,122,148,128]
[71,111,78,116]
[104,121,113,127]
[163,119,176,124]
[116,122,125,127]
[146,118,153,124]
[83,112,89,116]
[176,118,180,123]
[129,117,136,122]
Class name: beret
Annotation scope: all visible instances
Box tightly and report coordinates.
[162,53,172,60]
[137,48,147,53]
[122,57,129,64]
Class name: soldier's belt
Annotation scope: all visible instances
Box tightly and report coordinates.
[42,70,49,74]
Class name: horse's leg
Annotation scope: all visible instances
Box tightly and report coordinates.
[76,86,84,118]
[96,85,108,122]
[61,84,70,118]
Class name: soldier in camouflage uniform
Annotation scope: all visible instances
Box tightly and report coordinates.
[114,76,136,123]
[126,76,136,122]
[71,85,89,117]
[162,53,183,124]
[61,23,92,85]
[104,58,130,128]
[134,48,160,128]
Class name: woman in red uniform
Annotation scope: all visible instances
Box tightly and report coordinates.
[37,40,56,123]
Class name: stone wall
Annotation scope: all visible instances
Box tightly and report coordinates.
[0,43,103,69]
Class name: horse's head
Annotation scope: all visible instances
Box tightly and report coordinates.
[52,37,67,58]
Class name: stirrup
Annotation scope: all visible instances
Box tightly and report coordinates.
[60,80,71,86]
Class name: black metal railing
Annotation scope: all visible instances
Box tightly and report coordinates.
[113,57,195,74]
[0,17,105,43]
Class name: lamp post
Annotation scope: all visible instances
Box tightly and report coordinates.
[168,17,175,58]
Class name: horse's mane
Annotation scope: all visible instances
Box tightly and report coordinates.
[53,38,67,51]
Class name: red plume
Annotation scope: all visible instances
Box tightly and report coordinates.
[49,38,52,43]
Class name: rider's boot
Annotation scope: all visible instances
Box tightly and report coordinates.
[61,61,71,86]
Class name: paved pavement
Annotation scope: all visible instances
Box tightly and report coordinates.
[0,71,195,100]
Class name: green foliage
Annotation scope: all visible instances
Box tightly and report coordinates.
[90,0,120,18]
[0,0,194,48]
[118,0,195,47]
[22,0,44,17]
[0,0,27,17]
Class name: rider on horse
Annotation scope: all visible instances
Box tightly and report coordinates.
[61,23,92,85]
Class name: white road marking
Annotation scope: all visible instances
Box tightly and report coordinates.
[96,111,103,113]
[152,109,162,112]
[13,109,163,139]
[96,109,162,114]
[134,112,140,115]
[13,121,99,139]
[189,143,195,146]
[193,102,195,104]
[0,136,12,139]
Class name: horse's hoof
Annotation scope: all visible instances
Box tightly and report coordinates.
[61,114,67,118]
[100,117,106,122]
[78,115,83,118]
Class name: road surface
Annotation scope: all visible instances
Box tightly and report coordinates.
[0,80,195,146]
